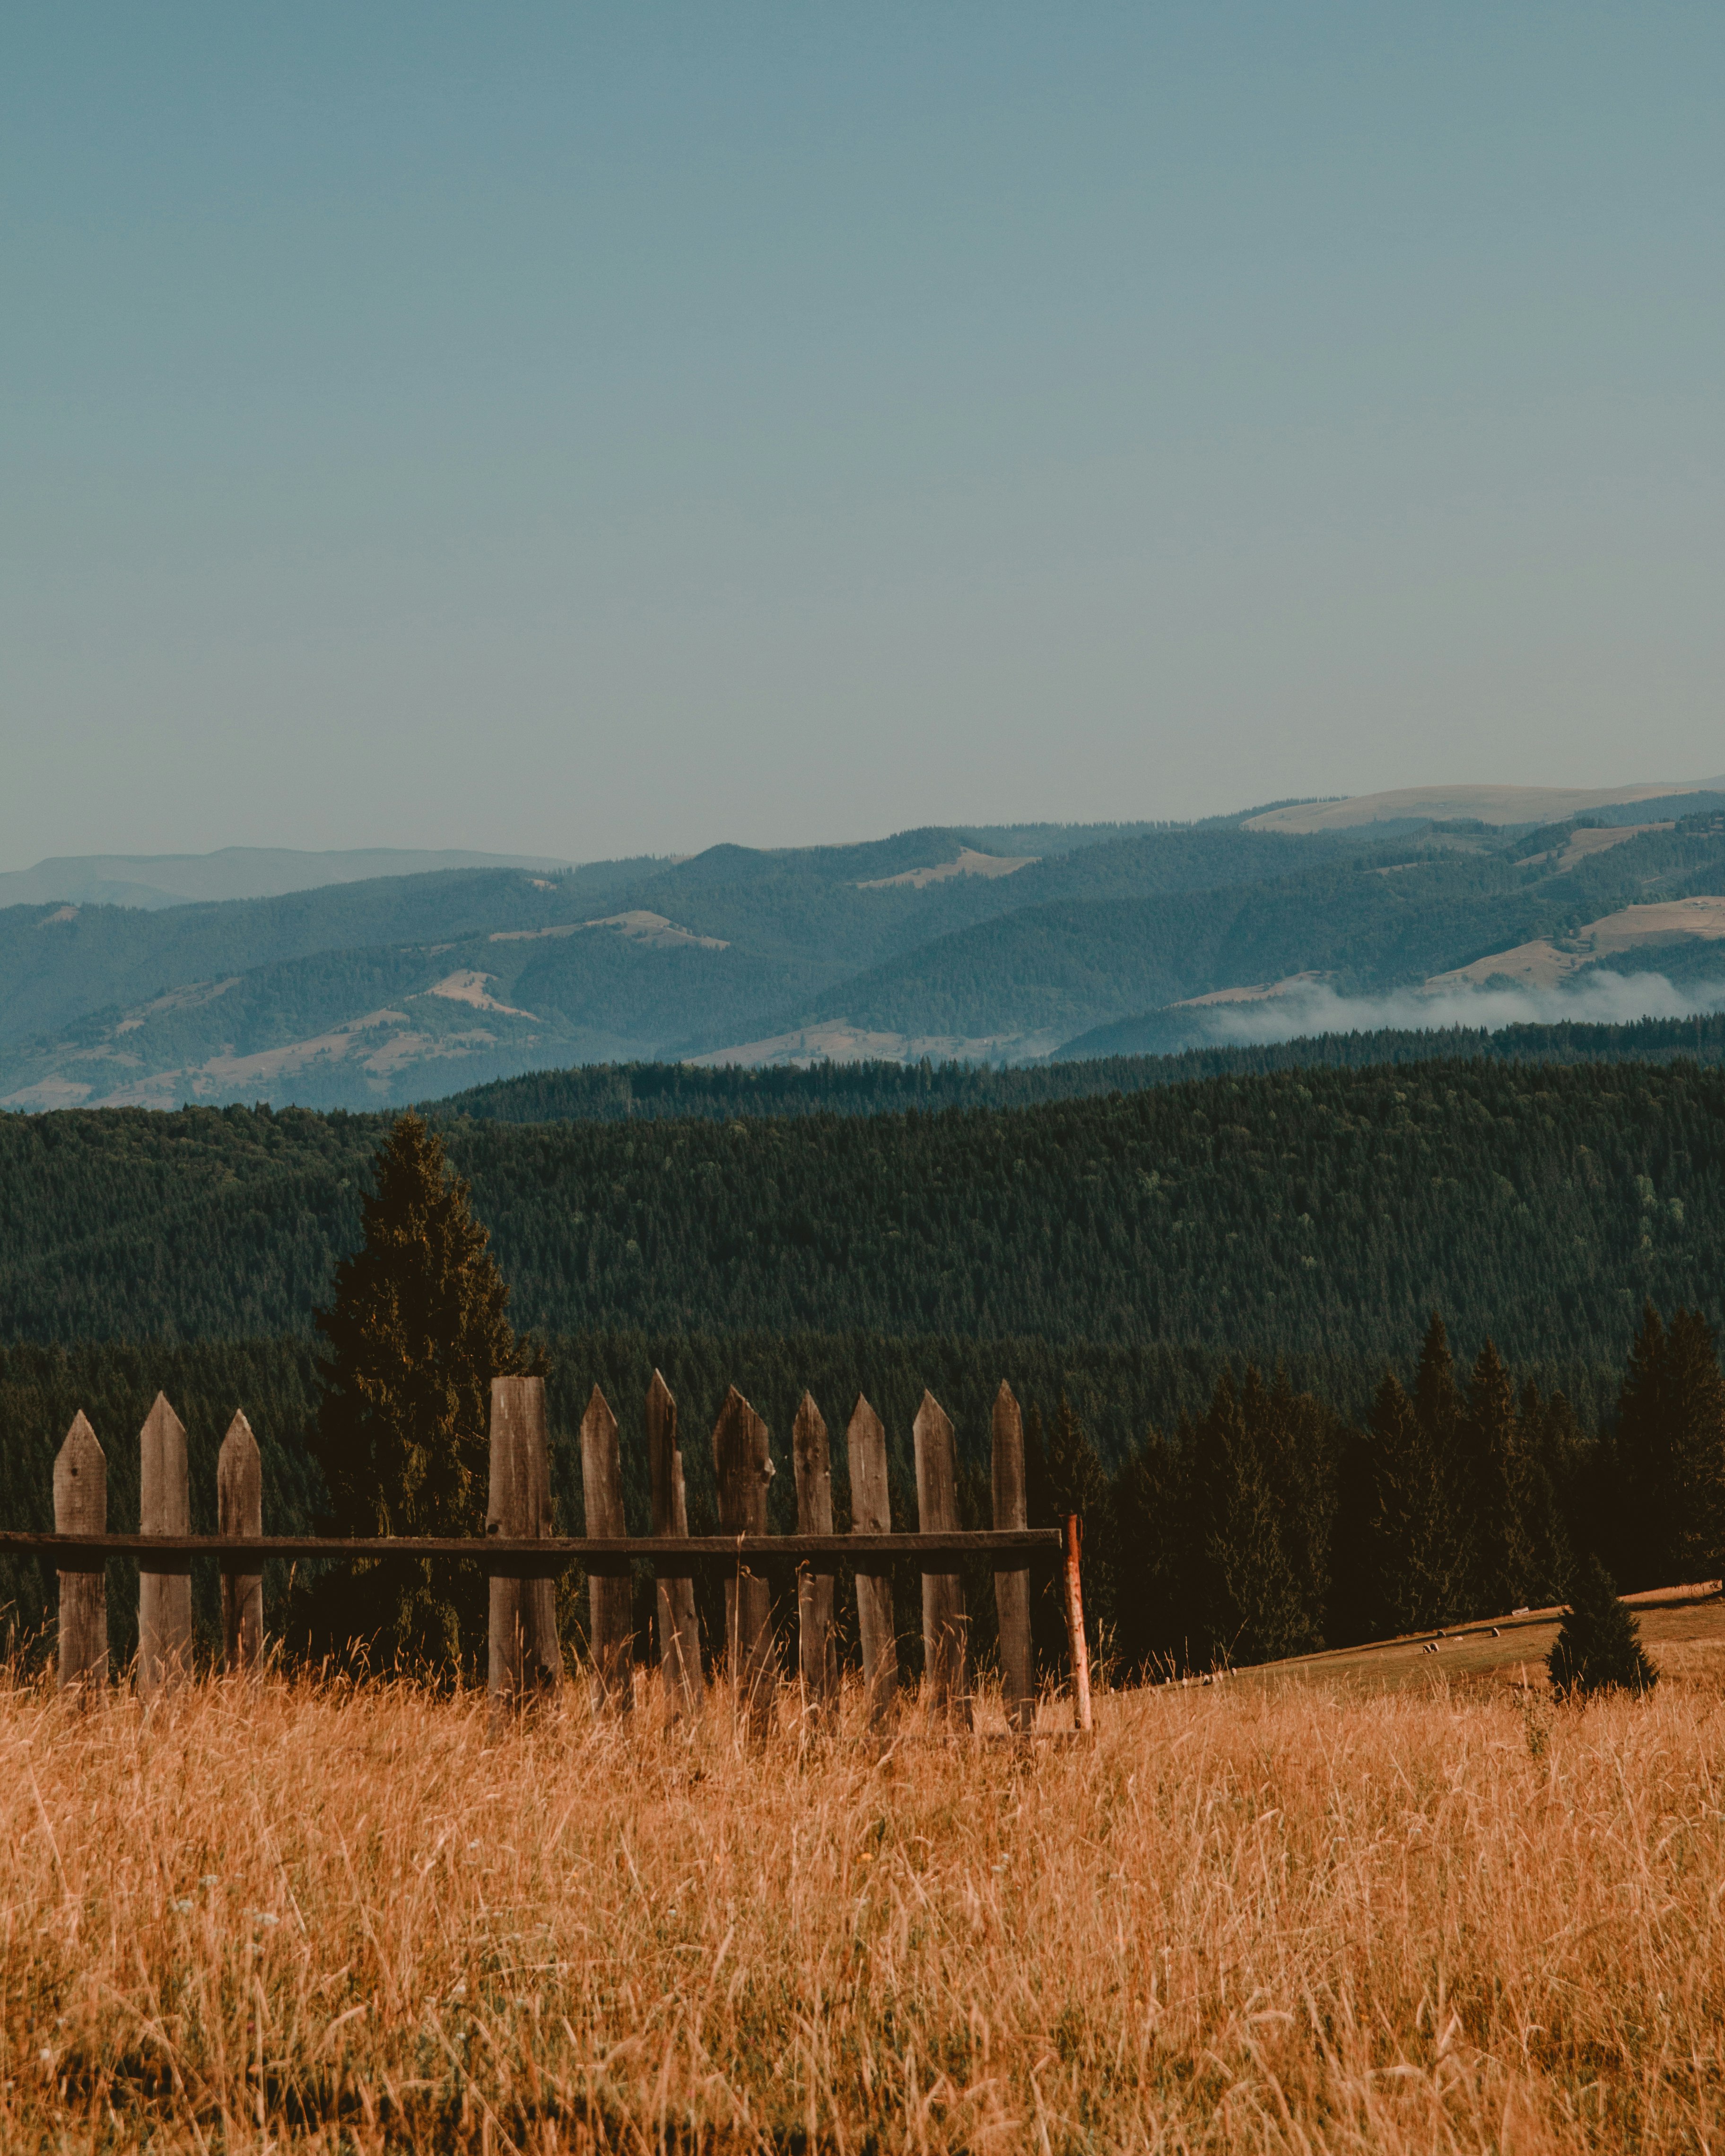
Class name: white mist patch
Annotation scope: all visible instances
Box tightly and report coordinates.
[1203,971,1725,1046]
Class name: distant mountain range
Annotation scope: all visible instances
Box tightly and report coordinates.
[0,846,572,911]
[3,788,1725,1111]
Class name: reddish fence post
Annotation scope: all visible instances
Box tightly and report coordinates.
[793,1391,837,1721]
[139,1392,192,1698]
[992,1382,1035,1734]
[580,1385,633,1714]
[218,1410,264,1675]
[846,1395,898,1729]
[1063,1513,1093,1734]
[914,1391,970,1728]
[647,1369,702,1721]
[487,1376,559,1714]
[713,1386,775,1741]
[54,1412,107,1695]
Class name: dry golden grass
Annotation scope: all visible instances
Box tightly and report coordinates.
[5,1656,1725,2152]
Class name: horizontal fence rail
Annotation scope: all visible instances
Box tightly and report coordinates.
[1,1530,1063,1565]
[20,1371,1093,1735]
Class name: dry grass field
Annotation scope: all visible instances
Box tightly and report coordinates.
[5,1615,1725,2153]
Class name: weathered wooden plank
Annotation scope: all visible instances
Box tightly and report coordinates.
[1063,1513,1093,1733]
[845,1394,898,1727]
[217,1410,264,1675]
[792,1391,836,1717]
[4,1528,1059,1562]
[713,1385,775,1739]
[54,1411,107,1694]
[991,1381,1034,1733]
[138,1392,192,1698]
[579,1384,633,1713]
[647,1368,702,1720]
[913,1390,970,1727]
[487,1375,560,1710]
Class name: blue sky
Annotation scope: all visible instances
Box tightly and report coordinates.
[4,4,1722,865]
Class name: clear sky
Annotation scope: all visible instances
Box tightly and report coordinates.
[4,4,1722,868]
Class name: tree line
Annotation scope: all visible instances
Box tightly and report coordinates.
[432,1013,1725,1124]
[1068,1303,1723,1675]
[3,1111,1718,1683]
[2,1058,1723,1375]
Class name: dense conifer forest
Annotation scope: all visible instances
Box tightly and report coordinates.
[1,1058,1720,1361]
[2,1053,1721,1681]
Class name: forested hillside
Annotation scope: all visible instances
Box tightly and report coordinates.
[6,803,1721,1109]
[1,1059,1720,1367]
[804,813,1725,1041]
[436,1012,1725,1122]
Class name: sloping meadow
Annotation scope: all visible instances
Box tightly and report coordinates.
[4,1666,1723,2151]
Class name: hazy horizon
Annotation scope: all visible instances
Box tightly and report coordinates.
[6,5,1723,866]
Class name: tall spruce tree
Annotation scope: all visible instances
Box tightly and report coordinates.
[1662,1309,1725,1586]
[1364,1366,1465,1635]
[307,1112,535,1670]
[1110,1420,1189,1678]
[1414,1311,1462,1469]
[1329,1415,1382,1648]
[1512,1380,1572,1608]
[1463,1339,1536,1616]
[1191,1369,1306,1666]
[1528,1384,1595,1581]
[1260,1362,1338,1651]
[1612,1302,1671,1590]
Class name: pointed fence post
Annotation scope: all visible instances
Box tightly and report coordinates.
[647,1369,702,1720]
[846,1395,898,1728]
[218,1411,264,1675]
[54,1411,107,1695]
[792,1391,837,1720]
[580,1385,633,1713]
[991,1382,1035,1733]
[487,1376,559,1713]
[914,1390,970,1728]
[139,1393,192,1697]
[713,1385,775,1741]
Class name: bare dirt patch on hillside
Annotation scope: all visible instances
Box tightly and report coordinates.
[857,846,1038,890]
[1247,779,1725,833]
[490,911,729,950]
[696,1019,1064,1066]
[1425,896,1725,992]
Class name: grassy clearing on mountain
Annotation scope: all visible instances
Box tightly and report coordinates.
[6,1658,1724,2151]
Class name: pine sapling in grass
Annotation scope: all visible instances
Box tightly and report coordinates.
[1547,1554,1657,1702]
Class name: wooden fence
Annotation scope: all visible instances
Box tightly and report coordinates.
[2,1373,1089,1732]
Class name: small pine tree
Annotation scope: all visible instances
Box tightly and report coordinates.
[306,1112,537,1671]
[1547,1555,1657,1702]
